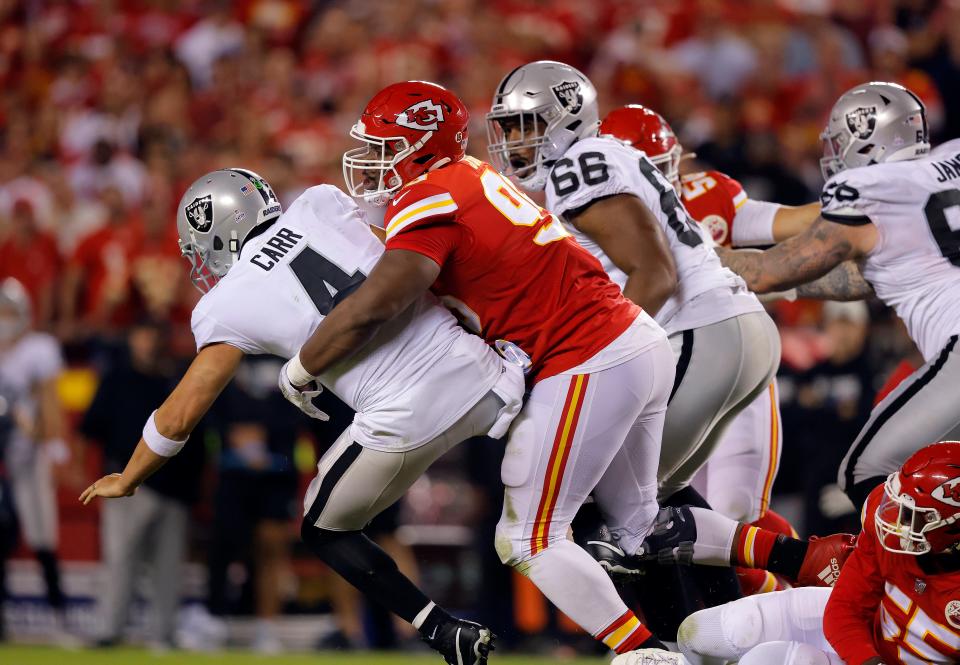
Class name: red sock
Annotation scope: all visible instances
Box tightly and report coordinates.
[734,525,778,570]
[595,610,653,654]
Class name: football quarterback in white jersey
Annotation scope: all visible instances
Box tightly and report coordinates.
[719,81,960,510]
[80,168,524,665]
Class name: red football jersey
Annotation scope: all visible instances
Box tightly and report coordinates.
[679,170,748,247]
[384,156,641,383]
[824,484,960,664]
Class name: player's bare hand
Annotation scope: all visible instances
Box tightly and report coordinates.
[79,473,135,505]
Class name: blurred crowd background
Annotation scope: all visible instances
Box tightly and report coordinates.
[0,0,955,656]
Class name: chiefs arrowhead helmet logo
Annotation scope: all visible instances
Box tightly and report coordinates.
[932,477,960,508]
[396,100,445,132]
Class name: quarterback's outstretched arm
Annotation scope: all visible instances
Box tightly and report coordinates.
[568,194,678,316]
[717,217,877,294]
[80,342,243,504]
[296,249,440,378]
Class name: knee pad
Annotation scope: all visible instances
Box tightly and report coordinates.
[741,641,839,665]
[494,521,522,567]
[722,597,765,651]
[710,487,758,524]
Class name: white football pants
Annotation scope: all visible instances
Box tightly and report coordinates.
[678,587,837,664]
[496,329,674,638]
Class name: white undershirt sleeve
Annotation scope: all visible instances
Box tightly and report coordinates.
[731,199,780,247]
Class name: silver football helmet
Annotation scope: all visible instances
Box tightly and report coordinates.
[820,81,930,180]
[487,60,600,190]
[0,278,30,344]
[176,168,282,293]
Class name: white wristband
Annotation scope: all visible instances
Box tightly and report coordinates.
[142,410,187,457]
[286,352,317,387]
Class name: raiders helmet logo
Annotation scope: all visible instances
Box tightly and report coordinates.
[397,100,445,131]
[946,600,960,629]
[551,81,583,114]
[845,106,878,140]
[185,195,213,233]
[931,477,960,507]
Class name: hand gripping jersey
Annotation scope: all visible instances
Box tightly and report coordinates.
[0,332,63,462]
[820,151,960,362]
[680,170,782,248]
[383,156,645,383]
[544,137,761,334]
[192,185,510,452]
[824,484,960,664]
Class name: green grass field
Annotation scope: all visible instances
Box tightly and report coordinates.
[0,645,603,665]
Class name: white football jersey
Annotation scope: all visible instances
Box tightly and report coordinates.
[0,332,63,459]
[545,137,762,335]
[821,151,960,361]
[192,185,513,452]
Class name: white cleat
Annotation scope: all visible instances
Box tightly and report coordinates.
[611,648,692,665]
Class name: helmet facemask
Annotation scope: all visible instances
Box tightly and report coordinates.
[343,123,441,207]
[875,472,960,555]
[648,144,683,192]
[486,108,578,191]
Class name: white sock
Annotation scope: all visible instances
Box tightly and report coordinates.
[525,539,632,637]
[689,507,738,565]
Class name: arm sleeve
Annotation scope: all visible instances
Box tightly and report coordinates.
[385,220,463,267]
[383,182,459,241]
[823,490,885,664]
[191,305,261,354]
[732,199,779,247]
[820,172,874,226]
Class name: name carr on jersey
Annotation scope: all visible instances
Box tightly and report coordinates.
[250,227,304,271]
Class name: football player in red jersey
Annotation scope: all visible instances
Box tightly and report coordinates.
[678,440,960,665]
[600,105,821,595]
[282,81,855,664]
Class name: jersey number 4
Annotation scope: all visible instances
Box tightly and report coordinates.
[290,246,366,316]
[925,189,960,267]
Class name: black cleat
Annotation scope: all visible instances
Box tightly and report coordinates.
[422,619,496,665]
[579,523,645,580]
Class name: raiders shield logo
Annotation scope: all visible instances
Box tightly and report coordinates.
[551,81,583,114]
[185,195,213,233]
[846,106,877,140]
[946,600,960,629]
[396,100,445,132]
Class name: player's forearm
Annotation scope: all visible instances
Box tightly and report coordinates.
[771,202,820,242]
[622,267,676,316]
[795,261,874,301]
[37,379,65,440]
[298,299,389,377]
[116,439,170,491]
[717,241,846,294]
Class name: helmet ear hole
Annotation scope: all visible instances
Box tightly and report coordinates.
[213,236,224,251]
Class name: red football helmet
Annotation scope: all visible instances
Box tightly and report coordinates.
[342,81,469,206]
[600,104,683,188]
[875,441,960,555]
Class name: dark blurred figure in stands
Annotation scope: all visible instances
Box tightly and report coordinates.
[79,318,205,649]
[206,356,298,654]
[779,302,874,537]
